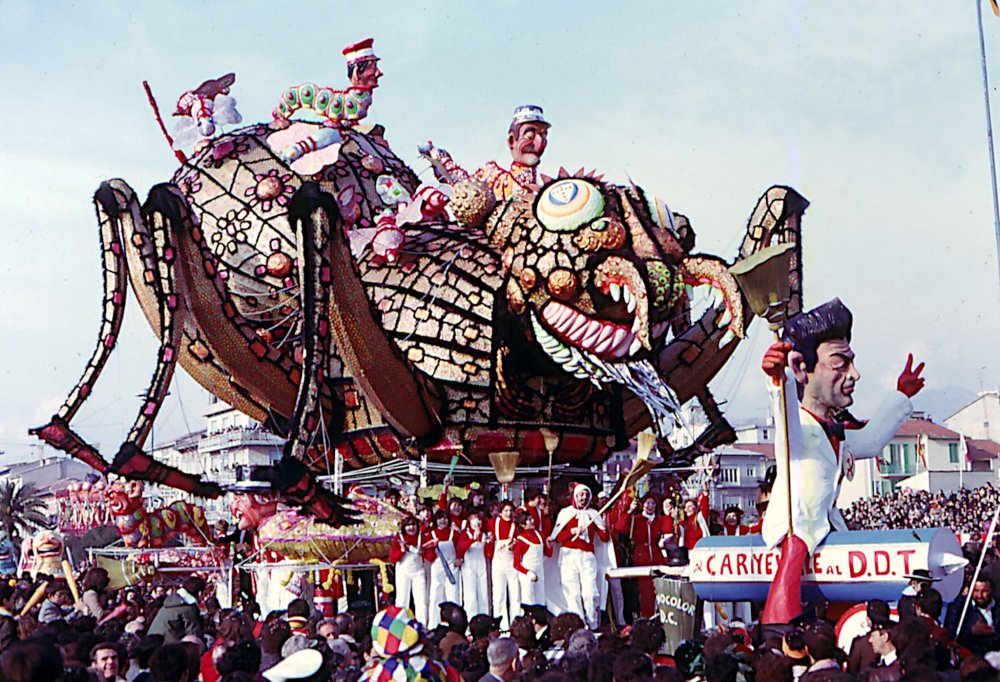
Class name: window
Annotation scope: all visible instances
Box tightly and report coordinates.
[747,467,755,477]
[949,443,959,464]
[762,429,769,440]
[721,468,738,483]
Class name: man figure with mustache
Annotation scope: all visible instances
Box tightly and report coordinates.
[421,105,551,202]
[759,298,926,625]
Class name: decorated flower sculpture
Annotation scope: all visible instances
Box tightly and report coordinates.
[32,38,807,525]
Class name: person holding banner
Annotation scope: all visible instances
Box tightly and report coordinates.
[759,298,925,625]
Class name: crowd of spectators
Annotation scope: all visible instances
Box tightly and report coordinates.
[843,483,1000,535]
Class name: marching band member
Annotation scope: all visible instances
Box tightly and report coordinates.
[461,512,490,618]
[615,494,665,618]
[487,501,520,630]
[426,510,471,628]
[512,510,552,608]
[552,483,608,630]
[387,516,434,626]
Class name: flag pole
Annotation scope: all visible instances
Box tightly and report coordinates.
[975,0,1000,288]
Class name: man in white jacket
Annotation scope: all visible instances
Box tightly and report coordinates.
[759,298,925,624]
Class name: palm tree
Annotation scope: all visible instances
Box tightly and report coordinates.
[0,481,50,545]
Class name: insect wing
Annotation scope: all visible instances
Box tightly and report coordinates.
[212,95,243,126]
[171,117,202,149]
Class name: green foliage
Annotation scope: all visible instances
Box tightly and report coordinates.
[0,481,50,544]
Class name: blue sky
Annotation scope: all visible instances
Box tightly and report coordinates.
[2,1,999,462]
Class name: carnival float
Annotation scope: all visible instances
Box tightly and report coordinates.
[26,37,966,626]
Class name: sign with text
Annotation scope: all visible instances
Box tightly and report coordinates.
[688,528,965,603]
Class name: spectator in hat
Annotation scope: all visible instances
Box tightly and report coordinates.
[523,605,552,650]
[847,600,890,675]
[860,621,900,681]
[897,569,939,622]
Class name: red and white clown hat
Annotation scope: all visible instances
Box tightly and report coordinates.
[343,38,379,65]
[569,482,592,508]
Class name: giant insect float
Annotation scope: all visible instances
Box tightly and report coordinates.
[31,45,806,525]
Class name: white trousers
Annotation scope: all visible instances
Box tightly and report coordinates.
[560,548,599,630]
[428,560,460,628]
[395,556,428,626]
[491,550,520,630]
[462,545,490,618]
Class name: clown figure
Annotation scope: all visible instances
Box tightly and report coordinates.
[552,483,608,630]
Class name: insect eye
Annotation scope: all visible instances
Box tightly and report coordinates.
[535,179,604,232]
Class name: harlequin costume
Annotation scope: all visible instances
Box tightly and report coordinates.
[359,606,461,682]
[426,525,471,628]
[552,484,609,630]
[512,528,553,607]
[388,526,435,626]
[486,512,520,629]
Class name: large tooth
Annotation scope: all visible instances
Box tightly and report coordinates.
[628,336,643,356]
[553,347,573,362]
[609,283,621,302]
[718,329,736,348]
[685,285,694,301]
[550,304,570,325]
[622,286,633,306]
[610,331,632,358]
[631,315,641,334]
[596,324,615,345]
[594,335,616,355]
[712,288,724,308]
[555,313,576,333]
[568,314,588,339]
[718,308,732,327]
[626,294,637,314]
[581,320,602,347]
